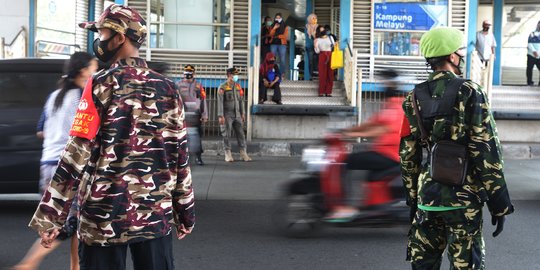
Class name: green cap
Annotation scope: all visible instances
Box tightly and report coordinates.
[420,27,464,58]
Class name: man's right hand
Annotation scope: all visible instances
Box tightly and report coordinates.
[176,224,193,240]
[219,116,225,125]
[534,51,539,58]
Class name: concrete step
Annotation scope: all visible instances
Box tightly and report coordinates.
[280,80,345,89]
[267,96,348,106]
[266,87,345,97]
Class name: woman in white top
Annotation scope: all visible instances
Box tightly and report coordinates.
[314,26,335,97]
[13,52,97,270]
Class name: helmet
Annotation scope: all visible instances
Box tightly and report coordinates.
[79,4,147,45]
[420,27,464,58]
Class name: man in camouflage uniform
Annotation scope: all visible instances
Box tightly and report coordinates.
[400,27,514,270]
[218,67,251,162]
[177,64,208,165]
[29,5,194,269]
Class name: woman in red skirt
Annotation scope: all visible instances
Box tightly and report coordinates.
[314,26,335,97]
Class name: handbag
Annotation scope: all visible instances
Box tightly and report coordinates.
[330,40,343,70]
[412,82,468,186]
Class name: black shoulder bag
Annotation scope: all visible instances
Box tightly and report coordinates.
[411,78,468,186]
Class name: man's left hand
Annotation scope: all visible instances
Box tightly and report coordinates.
[176,224,193,240]
[39,228,60,248]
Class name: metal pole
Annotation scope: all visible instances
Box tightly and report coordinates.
[0,37,5,59]
[146,0,151,61]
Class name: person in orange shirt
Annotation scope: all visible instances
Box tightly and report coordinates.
[269,13,289,79]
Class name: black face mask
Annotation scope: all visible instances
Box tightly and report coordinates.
[448,53,465,75]
[483,27,490,32]
[268,60,275,64]
[185,74,194,80]
[92,33,123,63]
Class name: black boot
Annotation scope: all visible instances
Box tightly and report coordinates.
[196,153,204,166]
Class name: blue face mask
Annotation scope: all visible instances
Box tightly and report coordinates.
[233,75,239,82]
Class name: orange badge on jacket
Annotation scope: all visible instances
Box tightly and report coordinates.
[69,79,100,140]
[400,115,411,137]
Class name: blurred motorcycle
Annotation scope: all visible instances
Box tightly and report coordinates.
[272,131,409,238]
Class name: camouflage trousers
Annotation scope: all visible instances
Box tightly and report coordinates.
[220,115,246,151]
[407,207,485,270]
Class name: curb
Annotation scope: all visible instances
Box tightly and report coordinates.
[201,140,540,159]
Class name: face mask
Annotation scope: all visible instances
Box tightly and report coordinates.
[233,75,239,82]
[92,32,122,63]
[268,60,275,64]
[483,27,490,32]
[266,21,273,27]
[448,53,465,75]
[185,74,193,80]
[326,31,331,35]
[275,18,282,23]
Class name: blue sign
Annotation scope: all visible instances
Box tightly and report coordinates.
[374,2,448,31]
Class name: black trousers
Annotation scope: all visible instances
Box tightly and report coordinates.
[259,80,282,102]
[79,234,174,270]
[526,54,540,85]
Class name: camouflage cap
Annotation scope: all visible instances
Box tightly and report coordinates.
[226,66,240,75]
[79,4,147,44]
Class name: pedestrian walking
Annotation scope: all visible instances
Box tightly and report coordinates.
[314,25,335,97]
[218,67,251,162]
[261,16,273,62]
[259,52,283,105]
[28,5,195,270]
[177,64,208,165]
[526,21,540,86]
[475,20,496,66]
[400,27,514,269]
[13,52,97,270]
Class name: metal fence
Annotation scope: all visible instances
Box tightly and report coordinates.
[166,64,249,138]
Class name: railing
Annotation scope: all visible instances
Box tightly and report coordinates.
[469,50,494,102]
[1,27,27,59]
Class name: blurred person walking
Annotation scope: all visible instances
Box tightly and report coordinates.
[400,27,514,269]
[269,13,289,79]
[475,20,496,66]
[177,64,208,165]
[12,52,98,270]
[527,21,540,86]
[28,5,195,270]
[218,67,251,162]
[259,52,283,105]
[314,25,335,97]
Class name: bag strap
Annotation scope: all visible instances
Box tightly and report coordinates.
[412,89,429,148]
[412,77,467,148]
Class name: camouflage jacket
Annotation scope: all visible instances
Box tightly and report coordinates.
[217,81,244,118]
[400,71,513,217]
[29,57,195,246]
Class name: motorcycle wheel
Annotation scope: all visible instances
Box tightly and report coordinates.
[271,193,324,238]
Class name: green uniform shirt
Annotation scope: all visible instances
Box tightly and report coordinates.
[400,71,514,216]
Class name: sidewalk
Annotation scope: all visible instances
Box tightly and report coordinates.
[202,139,540,160]
[1,157,537,202]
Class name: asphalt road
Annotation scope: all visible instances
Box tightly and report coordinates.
[0,157,539,269]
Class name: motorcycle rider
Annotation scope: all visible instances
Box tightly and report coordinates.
[325,69,404,221]
[400,27,513,269]
[177,64,208,165]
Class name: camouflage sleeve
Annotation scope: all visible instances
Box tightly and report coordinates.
[172,99,195,229]
[399,94,421,206]
[29,74,113,233]
[217,86,224,117]
[467,84,514,216]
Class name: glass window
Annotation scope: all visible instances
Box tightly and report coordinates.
[501,5,540,68]
[149,0,231,50]
[373,0,448,56]
[35,0,78,56]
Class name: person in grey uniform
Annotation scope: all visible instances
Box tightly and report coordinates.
[217,67,251,162]
[177,64,208,165]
